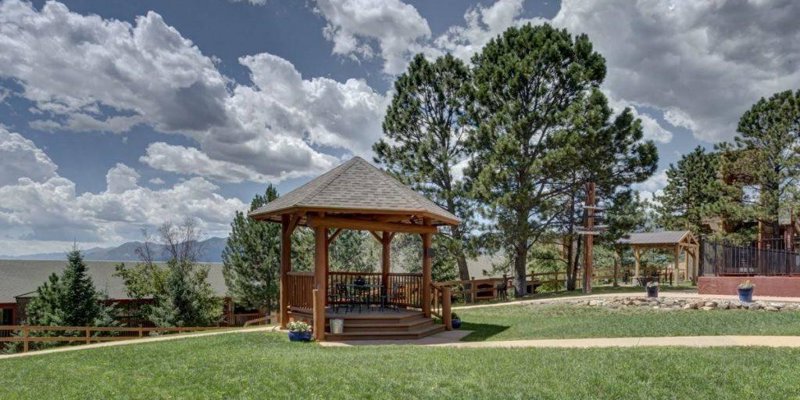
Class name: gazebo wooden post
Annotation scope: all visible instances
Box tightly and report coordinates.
[279,214,292,328]
[381,232,392,291]
[673,245,681,286]
[313,222,328,341]
[633,246,641,281]
[422,218,432,318]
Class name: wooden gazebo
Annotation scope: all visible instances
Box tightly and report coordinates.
[249,157,459,341]
[618,230,699,285]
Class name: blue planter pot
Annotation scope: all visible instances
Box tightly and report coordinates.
[452,319,462,329]
[738,287,754,303]
[288,331,312,342]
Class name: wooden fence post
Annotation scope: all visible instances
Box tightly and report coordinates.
[22,325,29,353]
[139,325,144,338]
[85,327,91,345]
[442,286,452,331]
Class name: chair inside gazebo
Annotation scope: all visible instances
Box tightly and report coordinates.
[249,157,459,341]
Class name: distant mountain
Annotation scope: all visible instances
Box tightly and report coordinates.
[2,237,227,263]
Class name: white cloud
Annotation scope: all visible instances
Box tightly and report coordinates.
[429,0,545,62]
[552,0,800,142]
[148,177,165,185]
[605,96,673,144]
[0,126,58,185]
[632,169,668,204]
[315,0,431,74]
[0,0,386,184]
[0,134,246,247]
[0,1,229,135]
[140,142,273,183]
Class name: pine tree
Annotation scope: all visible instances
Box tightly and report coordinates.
[375,53,476,281]
[222,185,281,312]
[735,89,800,236]
[656,146,720,235]
[466,23,609,296]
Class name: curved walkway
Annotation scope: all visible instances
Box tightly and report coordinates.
[432,335,800,349]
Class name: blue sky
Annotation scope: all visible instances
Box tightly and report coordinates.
[0,0,797,255]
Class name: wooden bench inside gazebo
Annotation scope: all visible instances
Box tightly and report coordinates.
[249,157,459,341]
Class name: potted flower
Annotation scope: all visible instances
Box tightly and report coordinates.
[646,281,659,298]
[738,280,754,303]
[287,321,312,342]
[451,313,462,329]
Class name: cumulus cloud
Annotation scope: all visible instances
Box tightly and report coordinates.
[632,169,668,204]
[0,129,246,248]
[552,0,800,142]
[0,1,229,135]
[428,0,544,62]
[315,0,431,74]
[0,126,58,185]
[0,0,384,184]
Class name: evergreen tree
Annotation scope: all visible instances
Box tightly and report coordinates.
[26,249,114,327]
[222,185,281,313]
[329,230,379,273]
[116,219,222,327]
[735,89,800,236]
[466,23,608,296]
[374,53,476,281]
[656,146,720,235]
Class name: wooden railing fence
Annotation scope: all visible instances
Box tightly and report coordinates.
[430,284,452,330]
[0,325,229,353]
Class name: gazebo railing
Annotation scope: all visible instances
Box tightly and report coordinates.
[286,272,314,309]
[324,272,423,308]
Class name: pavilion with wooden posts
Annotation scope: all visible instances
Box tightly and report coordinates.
[618,230,699,285]
[249,157,459,341]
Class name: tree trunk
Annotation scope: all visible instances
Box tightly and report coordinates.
[513,245,528,297]
[567,237,582,291]
[613,247,621,287]
[451,225,471,281]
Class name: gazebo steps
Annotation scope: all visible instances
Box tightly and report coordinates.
[336,315,436,333]
[326,324,445,341]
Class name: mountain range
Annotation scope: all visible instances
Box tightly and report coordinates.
[1,237,227,263]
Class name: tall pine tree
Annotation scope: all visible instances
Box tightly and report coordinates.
[222,185,281,313]
[375,53,475,281]
[466,24,608,296]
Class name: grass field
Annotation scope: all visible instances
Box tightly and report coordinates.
[458,303,800,341]
[2,332,800,399]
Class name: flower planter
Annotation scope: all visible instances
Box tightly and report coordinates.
[738,287,754,303]
[646,286,659,298]
[288,331,312,342]
[451,318,462,329]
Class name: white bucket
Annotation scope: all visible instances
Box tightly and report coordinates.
[330,318,344,334]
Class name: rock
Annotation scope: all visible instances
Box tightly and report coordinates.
[588,300,604,306]
[748,303,762,310]
[765,306,779,312]
[704,301,717,307]
[701,306,715,311]
[769,303,785,309]
[718,302,730,310]
[682,303,693,310]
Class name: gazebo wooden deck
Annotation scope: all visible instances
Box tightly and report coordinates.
[249,157,459,341]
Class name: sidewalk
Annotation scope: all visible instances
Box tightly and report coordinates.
[453,291,800,310]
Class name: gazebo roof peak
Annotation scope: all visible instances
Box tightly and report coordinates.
[248,156,460,226]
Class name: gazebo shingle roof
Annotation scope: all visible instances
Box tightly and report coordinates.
[248,157,459,226]
[617,230,694,246]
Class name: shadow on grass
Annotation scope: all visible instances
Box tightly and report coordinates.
[459,322,509,342]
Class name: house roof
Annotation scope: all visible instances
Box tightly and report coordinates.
[617,230,695,246]
[0,260,228,303]
[248,157,460,226]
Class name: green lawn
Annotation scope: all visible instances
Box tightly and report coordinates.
[2,332,800,399]
[458,303,800,341]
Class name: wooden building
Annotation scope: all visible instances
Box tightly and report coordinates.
[249,157,459,341]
